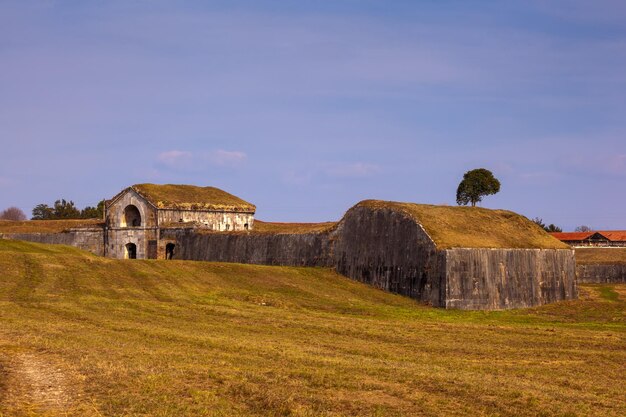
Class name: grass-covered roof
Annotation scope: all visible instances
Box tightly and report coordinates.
[130,183,256,212]
[355,200,569,250]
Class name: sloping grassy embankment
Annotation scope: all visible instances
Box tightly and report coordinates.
[575,248,626,265]
[0,239,624,416]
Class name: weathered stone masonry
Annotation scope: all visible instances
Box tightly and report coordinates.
[104,184,255,259]
[444,248,576,310]
[331,205,576,310]
[332,205,446,307]
[159,204,577,310]
[162,228,333,267]
[0,228,105,256]
[0,186,580,310]
[576,264,626,283]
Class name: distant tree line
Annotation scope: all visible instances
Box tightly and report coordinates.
[31,199,105,220]
[532,217,562,233]
[531,218,596,233]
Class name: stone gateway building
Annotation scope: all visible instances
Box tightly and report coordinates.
[104,184,256,259]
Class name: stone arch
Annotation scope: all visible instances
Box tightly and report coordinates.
[122,205,142,227]
[125,243,137,259]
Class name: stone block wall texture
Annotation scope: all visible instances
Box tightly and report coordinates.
[576,264,626,283]
[161,229,333,267]
[158,210,254,232]
[331,207,576,309]
[0,229,105,256]
[445,248,577,310]
[105,228,158,259]
[105,188,159,259]
[332,206,446,307]
[107,188,158,228]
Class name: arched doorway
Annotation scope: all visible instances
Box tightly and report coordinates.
[165,243,175,260]
[123,205,141,227]
[125,243,137,259]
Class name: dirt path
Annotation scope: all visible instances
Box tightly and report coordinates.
[0,348,85,416]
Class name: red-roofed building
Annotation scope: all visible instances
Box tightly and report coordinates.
[597,231,626,243]
[550,231,626,247]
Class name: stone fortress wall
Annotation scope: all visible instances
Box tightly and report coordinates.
[576,264,626,283]
[158,210,254,232]
[0,201,597,311]
[0,228,105,256]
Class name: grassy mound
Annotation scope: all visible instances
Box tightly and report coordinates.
[576,248,626,265]
[0,240,624,416]
[357,200,570,249]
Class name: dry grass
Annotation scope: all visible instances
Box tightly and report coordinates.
[131,183,256,212]
[253,220,337,234]
[0,219,103,234]
[0,239,624,416]
[576,248,626,265]
[357,200,570,249]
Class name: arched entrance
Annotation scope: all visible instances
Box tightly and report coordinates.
[123,205,141,227]
[125,243,137,259]
[165,243,175,260]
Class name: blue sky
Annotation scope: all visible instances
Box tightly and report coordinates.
[1,0,625,229]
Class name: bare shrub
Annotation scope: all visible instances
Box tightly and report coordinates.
[0,206,27,221]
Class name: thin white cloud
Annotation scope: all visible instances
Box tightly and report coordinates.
[156,150,193,170]
[156,149,247,172]
[517,171,561,184]
[531,0,626,25]
[209,150,247,167]
[326,163,381,178]
[282,169,313,185]
[569,153,626,178]
[606,154,626,176]
[0,177,11,187]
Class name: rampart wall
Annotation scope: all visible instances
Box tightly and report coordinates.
[332,206,446,307]
[1,206,580,310]
[0,228,105,256]
[445,248,577,310]
[161,228,333,267]
[576,264,626,283]
[158,210,253,232]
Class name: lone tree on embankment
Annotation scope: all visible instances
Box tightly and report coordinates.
[456,168,501,207]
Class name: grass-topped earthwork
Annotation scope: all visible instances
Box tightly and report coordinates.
[357,200,570,250]
[575,247,626,265]
[252,220,337,234]
[0,240,624,416]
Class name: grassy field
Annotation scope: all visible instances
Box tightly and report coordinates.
[0,240,624,416]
